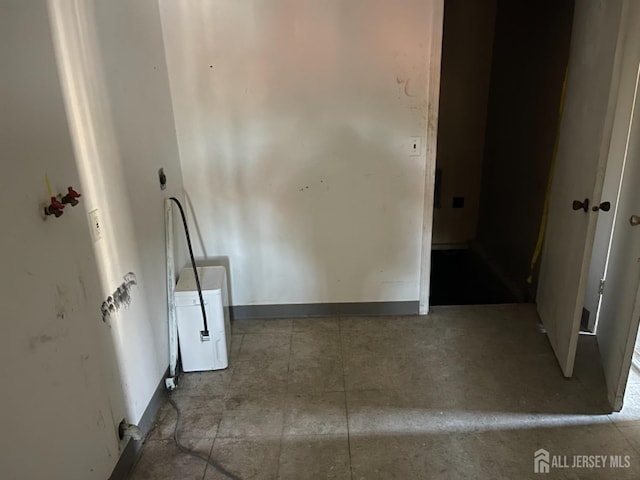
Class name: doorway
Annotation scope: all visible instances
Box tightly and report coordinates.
[430,0,575,306]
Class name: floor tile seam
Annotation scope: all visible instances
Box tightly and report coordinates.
[234,354,294,362]
[285,389,346,395]
[224,334,244,396]
[214,433,284,440]
[163,431,220,440]
[279,431,350,437]
[288,357,343,367]
[611,421,640,456]
[210,332,244,479]
[273,321,294,479]
[201,438,216,480]
[338,317,355,480]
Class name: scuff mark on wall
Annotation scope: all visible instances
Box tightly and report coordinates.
[78,274,88,303]
[56,284,73,320]
[396,76,415,97]
[28,334,54,350]
[101,272,137,323]
[27,327,70,351]
[96,410,105,430]
[55,284,67,320]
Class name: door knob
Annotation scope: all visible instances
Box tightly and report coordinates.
[572,198,590,212]
[592,201,611,212]
[631,215,640,226]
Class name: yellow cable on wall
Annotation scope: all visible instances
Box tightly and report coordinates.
[527,68,569,285]
[45,173,53,198]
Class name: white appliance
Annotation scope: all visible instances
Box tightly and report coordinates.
[175,266,230,372]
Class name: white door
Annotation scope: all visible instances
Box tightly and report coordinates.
[583,2,640,335]
[536,1,625,377]
[596,0,640,410]
[583,138,628,332]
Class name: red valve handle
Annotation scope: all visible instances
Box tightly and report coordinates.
[50,196,65,209]
[67,187,81,198]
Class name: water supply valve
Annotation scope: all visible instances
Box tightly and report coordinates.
[44,196,65,217]
[61,186,82,206]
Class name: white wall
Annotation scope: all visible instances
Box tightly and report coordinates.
[91,0,187,417]
[0,1,120,478]
[49,0,185,425]
[0,0,183,477]
[160,0,438,306]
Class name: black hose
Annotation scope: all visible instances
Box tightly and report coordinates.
[169,197,209,337]
[167,197,239,479]
[168,395,241,480]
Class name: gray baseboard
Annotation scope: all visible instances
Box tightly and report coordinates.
[109,370,168,480]
[230,301,420,320]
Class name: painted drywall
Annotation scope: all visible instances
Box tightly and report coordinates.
[49,0,185,428]
[0,1,121,478]
[432,0,496,246]
[91,0,187,418]
[160,0,438,306]
[476,0,574,298]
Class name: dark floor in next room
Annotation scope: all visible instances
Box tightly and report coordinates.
[430,249,518,306]
[128,305,640,480]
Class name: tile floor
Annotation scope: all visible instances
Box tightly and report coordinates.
[128,304,640,479]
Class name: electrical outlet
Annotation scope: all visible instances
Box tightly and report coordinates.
[158,168,167,190]
[404,136,423,156]
[89,209,103,242]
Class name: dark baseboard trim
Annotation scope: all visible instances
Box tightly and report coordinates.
[230,301,420,320]
[109,369,168,480]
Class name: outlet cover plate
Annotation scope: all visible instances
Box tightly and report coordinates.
[88,209,103,242]
[407,136,422,156]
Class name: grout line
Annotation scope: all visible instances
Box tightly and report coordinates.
[274,320,294,479]
[223,335,243,401]
[611,421,640,457]
[338,316,355,480]
[203,334,241,479]
[205,339,239,478]
[201,439,216,480]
